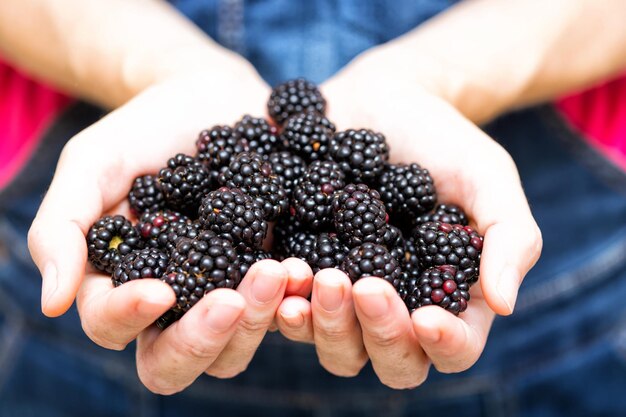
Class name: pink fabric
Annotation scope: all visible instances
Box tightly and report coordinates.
[0,59,72,190]
[556,74,626,171]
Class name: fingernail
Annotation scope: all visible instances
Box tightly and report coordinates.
[206,302,243,332]
[252,273,284,304]
[41,262,58,309]
[317,281,344,312]
[356,291,390,320]
[281,311,304,328]
[496,267,519,314]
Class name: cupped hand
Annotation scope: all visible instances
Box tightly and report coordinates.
[276,48,542,388]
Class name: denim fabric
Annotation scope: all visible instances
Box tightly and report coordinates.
[2,1,626,416]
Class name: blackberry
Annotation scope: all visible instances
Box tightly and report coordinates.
[112,248,169,287]
[280,113,336,162]
[400,237,421,279]
[267,78,326,125]
[415,203,469,226]
[87,215,143,274]
[137,210,193,253]
[402,265,471,315]
[340,243,402,290]
[158,154,211,216]
[413,222,483,282]
[330,129,389,181]
[332,183,388,248]
[272,217,306,257]
[267,151,307,197]
[384,225,406,262]
[239,250,272,277]
[128,174,165,216]
[195,125,245,186]
[198,187,268,251]
[233,115,286,157]
[291,160,345,230]
[378,163,437,224]
[285,231,349,274]
[219,152,289,220]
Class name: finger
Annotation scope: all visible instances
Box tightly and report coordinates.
[136,289,245,395]
[411,290,494,373]
[276,296,313,343]
[206,259,288,378]
[312,269,368,377]
[353,278,429,389]
[77,273,175,350]
[281,257,314,297]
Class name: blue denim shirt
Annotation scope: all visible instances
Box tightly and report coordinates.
[2,1,626,416]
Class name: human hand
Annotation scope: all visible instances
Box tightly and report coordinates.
[26,63,302,393]
[275,48,542,388]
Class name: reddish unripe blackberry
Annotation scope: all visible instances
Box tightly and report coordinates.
[128,174,165,216]
[413,222,483,282]
[281,113,336,162]
[158,153,211,216]
[401,265,471,315]
[137,210,192,252]
[219,152,289,220]
[87,215,143,274]
[291,160,345,230]
[333,183,388,248]
[267,78,326,125]
[378,163,437,223]
[239,250,272,277]
[415,203,468,226]
[195,125,245,186]
[268,151,307,197]
[198,187,268,251]
[233,115,286,157]
[112,248,169,287]
[330,129,389,181]
[285,231,349,274]
[340,243,402,290]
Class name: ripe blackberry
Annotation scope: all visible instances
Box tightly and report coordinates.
[291,160,345,230]
[415,203,469,226]
[285,232,349,274]
[137,210,193,252]
[281,113,336,162]
[112,248,169,287]
[219,152,289,220]
[272,217,306,257]
[333,183,388,248]
[384,225,406,263]
[413,222,483,282]
[195,125,245,186]
[158,153,211,216]
[330,129,389,181]
[198,187,268,251]
[267,78,326,125]
[239,250,272,277]
[340,243,402,290]
[87,215,143,274]
[267,151,307,197]
[402,265,471,315]
[400,237,421,279]
[128,174,165,216]
[378,163,437,224]
[233,115,285,157]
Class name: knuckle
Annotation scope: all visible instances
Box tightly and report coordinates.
[238,316,270,334]
[138,372,182,396]
[319,354,367,378]
[175,336,218,361]
[79,318,127,351]
[206,363,247,379]
[381,368,428,390]
[314,322,351,343]
[366,326,405,348]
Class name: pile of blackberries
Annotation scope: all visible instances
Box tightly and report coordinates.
[87,78,483,328]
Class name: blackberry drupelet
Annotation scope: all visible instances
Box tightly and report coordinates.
[195,125,245,186]
[285,231,349,274]
[158,153,211,216]
[128,174,165,216]
[402,265,471,315]
[112,248,169,287]
[268,151,307,197]
[378,163,437,224]
[413,222,483,282]
[198,187,268,251]
[291,160,345,230]
[340,243,402,289]
[333,183,388,248]
[330,129,389,181]
[280,113,336,162]
[219,152,289,220]
[233,115,285,157]
[137,210,192,253]
[87,215,143,274]
[239,250,272,277]
[415,203,469,226]
[267,78,326,125]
